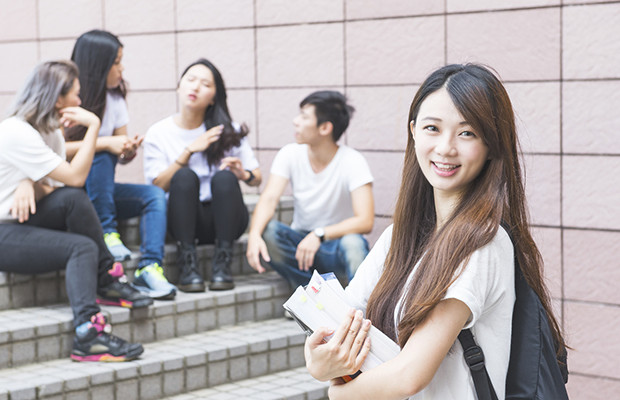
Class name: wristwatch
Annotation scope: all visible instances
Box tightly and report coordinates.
[244,169,255,183]
[313,227,325,243]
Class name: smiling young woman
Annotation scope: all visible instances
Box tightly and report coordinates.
[304,64,566,400]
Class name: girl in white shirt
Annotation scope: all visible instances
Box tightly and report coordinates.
[144,59,262,292]
[304,64,567,399]
[0,60,145,362]
[65,30,175,300]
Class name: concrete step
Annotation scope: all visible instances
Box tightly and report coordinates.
[0,318,306,400]
[0,272,290,369]
[0,235,267,312]
[163,367,329,400]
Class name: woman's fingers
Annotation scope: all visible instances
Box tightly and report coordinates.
[342,310,364,349]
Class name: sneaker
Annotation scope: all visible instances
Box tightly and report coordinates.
[134,263,177,300]
[104,232,132,262]
[71,312,143,362]
[97,262,154,308]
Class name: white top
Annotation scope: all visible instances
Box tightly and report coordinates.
[270,143,373,231]
[99,92,129,137]
[0,117,65,221]
[143,116,259,201]
[346,225,515,400]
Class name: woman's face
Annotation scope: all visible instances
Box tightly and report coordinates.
[177,64,217,112]
[56,78,81,109]
[106,47,124,89]
[411,87,489,199]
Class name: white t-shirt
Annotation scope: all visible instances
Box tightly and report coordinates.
[99,92,129,137]
[143,116,259,202]
[345,225,515,400]
[270,143,373,231]
[0,117,65,221]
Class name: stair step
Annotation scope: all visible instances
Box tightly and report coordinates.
[0,272,291,368]
[0,319,305,400]
[163,367,329,400]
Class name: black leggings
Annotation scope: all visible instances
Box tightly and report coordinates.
[0,187,115,326]
[167,168,249,245]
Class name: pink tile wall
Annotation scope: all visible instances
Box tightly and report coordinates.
[176,0,254,30]
[563,3,620,79]
[0,2,618,393]
[447,8,560,81]
[346,17,445,85]
[346,85,415,151]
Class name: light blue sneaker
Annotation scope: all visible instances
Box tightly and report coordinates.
[133,263,176,300]
[104,232,132,262]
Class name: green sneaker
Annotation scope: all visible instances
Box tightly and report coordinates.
[103,232,132,261]
[134,263,177,300]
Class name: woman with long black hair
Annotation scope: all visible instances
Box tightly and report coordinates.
[144,58,262,292]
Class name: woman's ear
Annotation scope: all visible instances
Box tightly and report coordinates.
[409,120,415,139]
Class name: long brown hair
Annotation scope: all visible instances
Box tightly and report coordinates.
[366,64,566,355]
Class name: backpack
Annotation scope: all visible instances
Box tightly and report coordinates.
[458,226,569,400]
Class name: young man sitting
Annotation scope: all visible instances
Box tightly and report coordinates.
[246,90,374,288]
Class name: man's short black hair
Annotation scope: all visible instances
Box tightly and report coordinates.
[300,90,355,142]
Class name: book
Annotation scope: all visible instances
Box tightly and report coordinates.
[283,270,400,373]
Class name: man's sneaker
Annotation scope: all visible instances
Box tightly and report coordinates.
[97,262,153,308]
[71,312,143,362]
[134,263,176,300]
[104,232,132,261]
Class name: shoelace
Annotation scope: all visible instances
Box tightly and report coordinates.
[104,232,123,247]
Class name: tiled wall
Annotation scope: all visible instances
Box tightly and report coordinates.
[1,0,619,397]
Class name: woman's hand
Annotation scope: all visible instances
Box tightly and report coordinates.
[10,179,36,223]
[59,106,100,129]
[119,135,144,163]
[305,308,372,382]
[187,124,223,153]
[219,157,247,180]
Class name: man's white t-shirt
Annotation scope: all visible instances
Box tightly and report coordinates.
[0,117,65,220]
[143,116,259,202]
[270,143,373,231]
[345,225,515,400]
[99,92,129,137]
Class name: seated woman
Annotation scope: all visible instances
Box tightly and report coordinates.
[0,60,150,361]
[65,30,175,300]
[144,58,262,292]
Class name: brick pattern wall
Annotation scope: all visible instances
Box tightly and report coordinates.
[1,1,619,398]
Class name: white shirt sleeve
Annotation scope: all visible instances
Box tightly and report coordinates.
[346,149,373,192]
[231,137,259,171]
[143,127,171,185]
[345,225,393,314]
[270,144,294,179]
[443,227,514,328]
[0,123,63,181]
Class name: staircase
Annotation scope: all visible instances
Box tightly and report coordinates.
[0,196,329,399]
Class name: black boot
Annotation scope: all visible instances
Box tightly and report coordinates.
[176,241,205,292]
[209,239,235,290]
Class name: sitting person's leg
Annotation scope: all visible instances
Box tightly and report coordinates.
[85,151,132,261]
[114,183,176,300]
[206,170,249,290]
[0,216,143,362]
[27,187,152,309]
[336,233,369,282]
[168,167,205,292]
[262,219,311,288]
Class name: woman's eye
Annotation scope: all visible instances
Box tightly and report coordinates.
[460,130,476,138]
[424,125,438,132]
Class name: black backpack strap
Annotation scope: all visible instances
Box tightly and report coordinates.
[458,329,498,400]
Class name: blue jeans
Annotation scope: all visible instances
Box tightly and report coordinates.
[263,220,369,288]
[85,151,167,268]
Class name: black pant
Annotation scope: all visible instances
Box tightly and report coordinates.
[0,187,115,326]
[167,168,248,245]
